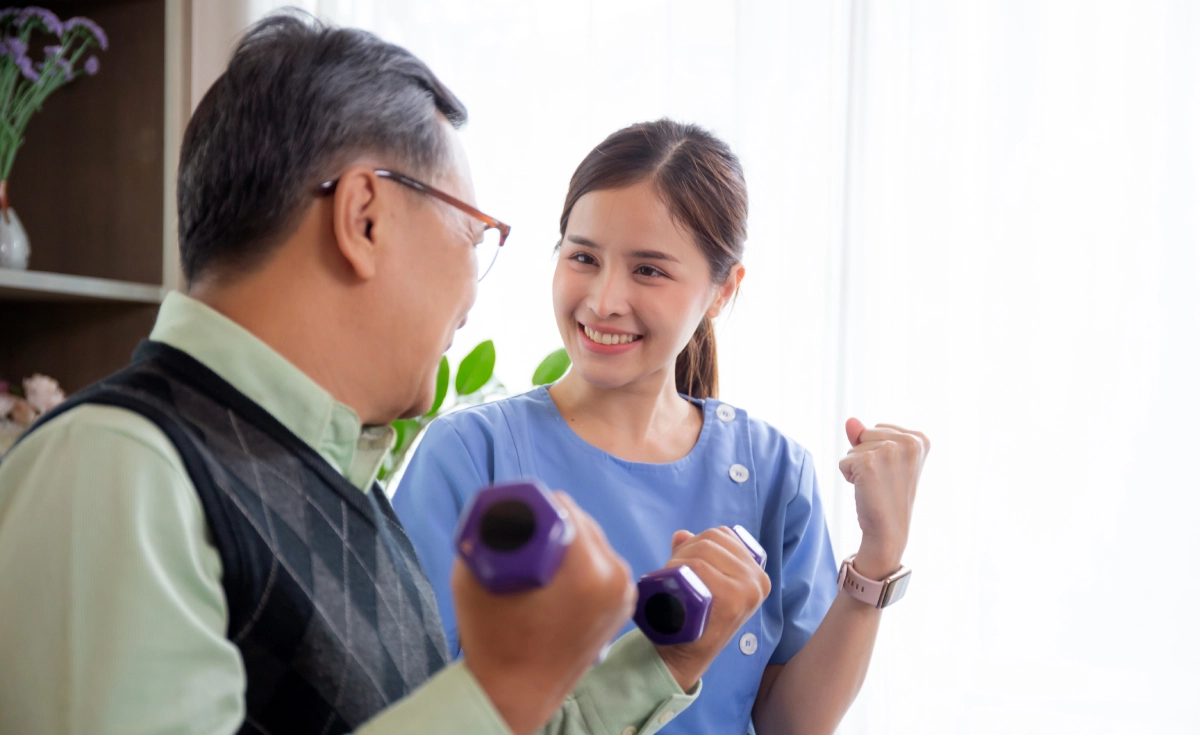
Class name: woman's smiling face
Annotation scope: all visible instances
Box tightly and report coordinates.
[553,179,727,391]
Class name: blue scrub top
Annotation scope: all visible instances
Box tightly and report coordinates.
[393,387,838,734]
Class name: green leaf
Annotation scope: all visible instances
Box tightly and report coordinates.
[425,356,450,416]
[391,418,423,455]
[455,340,496,396]
[376,453,394,481]
[380,418,428,484]
[532,348,571,385]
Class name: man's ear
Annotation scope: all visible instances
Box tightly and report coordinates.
[706,263,746,318]
[331,165,384,280]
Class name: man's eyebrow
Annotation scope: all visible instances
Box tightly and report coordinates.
[566,235,680,262]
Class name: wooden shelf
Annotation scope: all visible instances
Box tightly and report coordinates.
[0,269,165,303]
[1,1,188,393]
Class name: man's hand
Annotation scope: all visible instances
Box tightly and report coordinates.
[838,418,930,580]
[453,492,636,735]
[653,527,772,691]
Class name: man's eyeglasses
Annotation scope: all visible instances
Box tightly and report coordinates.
[315,169,510,281]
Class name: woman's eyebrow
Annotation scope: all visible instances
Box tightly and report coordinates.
[629,249,678,262]
[566,235,679,262]
[566,234,600,248]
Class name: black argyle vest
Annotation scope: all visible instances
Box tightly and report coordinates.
[19,341,450,733]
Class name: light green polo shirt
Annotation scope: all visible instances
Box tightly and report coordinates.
[0,291,697,735]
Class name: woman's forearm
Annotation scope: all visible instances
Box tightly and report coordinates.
[752,590,883,735]
[753,421,928,733]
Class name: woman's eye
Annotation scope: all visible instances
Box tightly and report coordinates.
[569,252,597,266]
[634,265,666,278]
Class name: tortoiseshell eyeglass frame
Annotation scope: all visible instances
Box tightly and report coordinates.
[315,169,511,276]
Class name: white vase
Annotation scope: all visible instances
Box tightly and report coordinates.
[0,204,29,270]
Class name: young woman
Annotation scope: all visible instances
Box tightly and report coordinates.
[393,120,929,734]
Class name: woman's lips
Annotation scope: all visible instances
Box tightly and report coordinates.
[578,322,643,354]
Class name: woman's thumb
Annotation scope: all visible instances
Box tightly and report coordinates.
[671,529,695,552]
[846,417,866,446]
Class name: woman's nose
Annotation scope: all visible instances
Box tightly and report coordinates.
[586,267,629,318]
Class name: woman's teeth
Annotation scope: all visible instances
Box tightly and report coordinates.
[583,325,642,345]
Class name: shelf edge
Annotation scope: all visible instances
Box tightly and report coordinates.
[0,269,166,303]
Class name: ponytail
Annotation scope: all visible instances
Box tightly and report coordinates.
[675,316,718,399]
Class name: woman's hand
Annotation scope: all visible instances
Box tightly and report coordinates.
[653,526,772,691]
[837,418,930,580]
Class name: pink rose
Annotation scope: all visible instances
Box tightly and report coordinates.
[23,374,65,414]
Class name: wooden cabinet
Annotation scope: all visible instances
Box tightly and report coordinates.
[0,0,189,392]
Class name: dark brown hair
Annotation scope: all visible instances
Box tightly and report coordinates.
[558,119,747,399]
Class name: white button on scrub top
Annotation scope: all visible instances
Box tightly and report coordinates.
[729,463,749,483]
[716,403,736,422]
[739,632,759,655]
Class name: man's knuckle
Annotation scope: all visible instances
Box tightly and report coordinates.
[613,559,633,586]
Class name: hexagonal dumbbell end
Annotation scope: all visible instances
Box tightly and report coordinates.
[453,480,576,594]
[633,565,714,646]
[733,525,767,569]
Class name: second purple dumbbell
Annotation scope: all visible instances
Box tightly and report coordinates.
[453,480,577,594]
[634,525,767,646]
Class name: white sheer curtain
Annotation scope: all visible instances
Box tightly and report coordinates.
[197,2,1199,732]
[828,2,1199,733]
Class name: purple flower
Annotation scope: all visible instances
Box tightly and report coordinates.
[16,53,36,81]
[44,45,61,56]
[84,55,98,75]
[17,7,62,37]
[1,37,35,79]
[0,8,19,25]
[63,16,106,50]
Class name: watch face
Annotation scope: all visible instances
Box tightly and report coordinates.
[882,571,912,607]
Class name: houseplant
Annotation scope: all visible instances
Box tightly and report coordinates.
[0,7,107,269]
[379,342,571,485]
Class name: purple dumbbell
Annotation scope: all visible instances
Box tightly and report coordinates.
[634,524,767,645]
[453,480,576,594]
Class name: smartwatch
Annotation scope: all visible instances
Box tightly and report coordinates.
[837,554,911,609]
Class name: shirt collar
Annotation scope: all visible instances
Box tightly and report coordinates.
[148,291,393,491]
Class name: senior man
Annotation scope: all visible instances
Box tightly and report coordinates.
[0,12,769,735]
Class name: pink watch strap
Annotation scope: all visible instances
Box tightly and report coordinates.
[837,554,911,608]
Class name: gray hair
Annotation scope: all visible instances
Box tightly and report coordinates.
[177,9,467,283]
